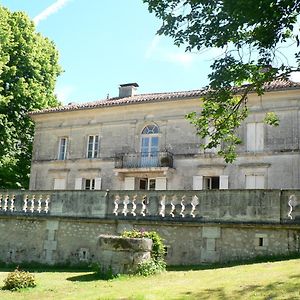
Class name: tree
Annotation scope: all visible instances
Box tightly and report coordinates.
[143,0,300,162]
[0,6,62,189]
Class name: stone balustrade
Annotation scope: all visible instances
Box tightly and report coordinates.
[0,189,299,224]
[0,192,50,214]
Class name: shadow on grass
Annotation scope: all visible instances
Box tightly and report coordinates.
[167,253,300,272]
[0,262,91,274]
[66,272,100,282]
[176,280,300,300]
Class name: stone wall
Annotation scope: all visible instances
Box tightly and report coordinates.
[0,190,299,266]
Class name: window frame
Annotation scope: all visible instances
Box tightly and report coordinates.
[58,137,68,160]
[87,135,99,159]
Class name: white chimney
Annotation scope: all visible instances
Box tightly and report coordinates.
[119,83,139,98]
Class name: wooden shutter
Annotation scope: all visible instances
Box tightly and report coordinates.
[256,123,264,151]
[155,177,167,190]
[53,178,66,190]
[95,177,102,190]
[255,175,265,189]
[245,175,255,189]
[124,177,135,190]
[75,178,83,190]
[219,175,229,189]
[246,123,256,151]
[193,176,203,190]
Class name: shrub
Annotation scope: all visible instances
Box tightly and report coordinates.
[122,229,166,276]
[3,269,36,291]
[136,258,166,277]
[122,229,165,262]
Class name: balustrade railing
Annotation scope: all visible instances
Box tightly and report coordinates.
[0,192,50,214]
[115,151,173,169]
[0,190,297,223]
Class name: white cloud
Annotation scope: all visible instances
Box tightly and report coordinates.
[164,52,193,66]
[145,36,162,59]
[33,0,71,25]
[145,36,194,68]
[290,71,300,82]
[55,85,75,104]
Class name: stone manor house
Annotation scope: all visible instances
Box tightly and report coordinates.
[29,80,300,191]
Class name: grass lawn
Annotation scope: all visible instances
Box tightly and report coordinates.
[0,259,300,300]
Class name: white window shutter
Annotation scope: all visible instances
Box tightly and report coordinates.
[256,123,264,151]
[255,175,265,189]
[95,177,102,190]
[124,177,135,190]
[246,123,256,151]
[155,177,167,190]
[53,178,66,190]
[193,176,203,190]
[75,178,83,190]
[245,175,255,189]
[219,175,229,189]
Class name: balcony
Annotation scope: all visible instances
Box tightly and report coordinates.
[115,151,173,169]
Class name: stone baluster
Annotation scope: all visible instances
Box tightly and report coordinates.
[180,195,186,217]
[113,194,120,216]
[122,195,130,216]
[44,195,50,213]
[169,195,177,217]
[37,195,43,213]
[30,195,35,213]
[135,195,147,216]
[3,195,8,211]
[129,194,137,216]
[9,194,15,212]
[159,195,166,217]
[141,195,147,216]
[23,195,29,212]
[190,195,199,218]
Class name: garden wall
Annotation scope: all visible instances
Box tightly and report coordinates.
[0,190,299,265]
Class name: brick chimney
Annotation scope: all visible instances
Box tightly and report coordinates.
[119,83,139,98]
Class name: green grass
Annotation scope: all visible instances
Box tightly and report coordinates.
[0,259,300,300]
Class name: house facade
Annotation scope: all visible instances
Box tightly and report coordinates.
[29,81,300,191]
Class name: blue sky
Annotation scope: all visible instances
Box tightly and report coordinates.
[2,1,300,104]
[1,0,218,104]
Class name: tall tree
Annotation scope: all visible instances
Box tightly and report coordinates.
[143,0,300,162]
[0,6,61,189]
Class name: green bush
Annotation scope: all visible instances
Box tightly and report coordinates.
[122,229,166,276]
[122,229,165,262]
[3,269,36,291]
[136,258,166,276]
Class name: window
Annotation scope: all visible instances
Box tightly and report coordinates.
[193,175,228,190]
[203,176,220,190]
[75,177,102,190]
[85,179,95,190]
[139,178,156,190]
[245,174,265,189]
[204,127,220,154]
[247,123,264,151]
[58,137,67,160]
[140,124,159,167]
[87,135,99,158]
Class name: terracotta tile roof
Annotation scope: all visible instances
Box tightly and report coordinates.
[30,80,300,116]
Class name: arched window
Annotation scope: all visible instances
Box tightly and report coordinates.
[140,124,159,167]
[141,124,159,135]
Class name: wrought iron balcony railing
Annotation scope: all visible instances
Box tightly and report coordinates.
[115,151,173,169]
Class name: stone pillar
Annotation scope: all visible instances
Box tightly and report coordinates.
[201,226,221,263]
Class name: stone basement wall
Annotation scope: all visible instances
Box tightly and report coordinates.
[0,190,299,265]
